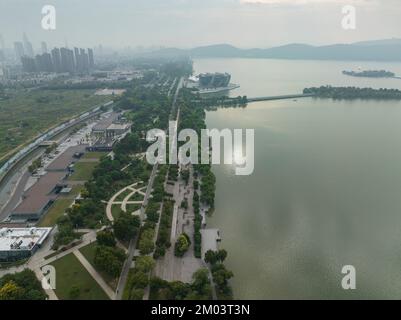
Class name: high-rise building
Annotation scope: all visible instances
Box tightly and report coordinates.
[0,35,4,62]
[0,34,5,61]
[23,33,34,57]
[14,42,25,61]
[0,65,7,79]
[0,34,5,51]
[60,47,75,73]
[41,41,48,54]
[21,56,36,73]
[35,53,53,72]
[73,48,91,74]
[51,48,61,73]
[80,48,89,73]
[74,47,81,72]
[88,48,95,69]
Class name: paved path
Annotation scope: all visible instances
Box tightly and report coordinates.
[33,267,59,300]
[116,77,184,300]
[106,182,142,222]
[115,165,158,300]
[0,229,99,300]
[73,250,115,300]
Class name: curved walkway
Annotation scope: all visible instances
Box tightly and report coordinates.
[106,182,146,222]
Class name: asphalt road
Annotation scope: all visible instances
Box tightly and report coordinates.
[0,170,30,222]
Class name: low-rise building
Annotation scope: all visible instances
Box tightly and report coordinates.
[88,112,131,151]
[9,145,86,223]
[0,227,52,262]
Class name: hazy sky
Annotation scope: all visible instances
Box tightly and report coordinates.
[1,0,401,50]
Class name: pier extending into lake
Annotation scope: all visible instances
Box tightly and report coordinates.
[247,93,315,103]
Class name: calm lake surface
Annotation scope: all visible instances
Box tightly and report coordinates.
[194,58,401,299]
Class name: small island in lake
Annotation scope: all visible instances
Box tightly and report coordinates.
[342,69,395,78]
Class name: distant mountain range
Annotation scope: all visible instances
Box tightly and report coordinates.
[142,39,401,61]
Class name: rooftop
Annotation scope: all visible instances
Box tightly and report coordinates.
[92,112,119,132]
[107,123,131,131]
[46,145,86,171]
[12,171,67,215]
[0,227,52,252]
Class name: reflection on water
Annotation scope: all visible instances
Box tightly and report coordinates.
[196,58,401,299]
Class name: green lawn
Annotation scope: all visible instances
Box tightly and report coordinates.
[126,204,142,213]
[111,205,124,220]
[131,193,144,201]
[38,198,73,227]
[50,253,109,300]
[79,242,97,265]
[0,89,110,163]
[69,162,98,181]
[82,152,107,159]
[68,185,85,197]
[79,242,118,289]
[115,189,133,202]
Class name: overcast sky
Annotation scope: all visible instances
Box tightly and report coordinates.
[1,0,401,50]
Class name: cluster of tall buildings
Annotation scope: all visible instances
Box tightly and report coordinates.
[0,34,5,62]
[21,47,94,74]
[12,33,94,74]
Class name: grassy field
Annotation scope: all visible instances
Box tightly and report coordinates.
[79,242,118,289]
[69,161,98,181]
[82,152,107,159]
[115,189,132,202]
[126,204,142,213]
[65,185,85,198]
[0,89,110,163]
[50,253,109,300]
[111,205,124,220]
[38,198,73,227]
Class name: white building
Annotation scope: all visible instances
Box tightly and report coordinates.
[0,227,52,262]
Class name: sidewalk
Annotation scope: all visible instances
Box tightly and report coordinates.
[73,250,115,300]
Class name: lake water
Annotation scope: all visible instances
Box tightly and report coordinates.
[194,58,401,299]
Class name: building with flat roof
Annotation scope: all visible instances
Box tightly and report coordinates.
[0,227,52,262]
[88,112,131,151]
[10,172,68,222]
[9,146,86,223]
[92,112,120,135]
[46,145,85,172]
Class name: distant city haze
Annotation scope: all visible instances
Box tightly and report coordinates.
[1,0,401,50]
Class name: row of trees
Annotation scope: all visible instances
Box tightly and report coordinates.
[124,255,156,300]
[205,250,234,300]
[304,86,401,100]
[150,268,212,300]
[137,164,170,257]
[193,188,202,258]
[155,200,174,258]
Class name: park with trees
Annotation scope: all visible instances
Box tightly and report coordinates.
[0,270,47,300]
